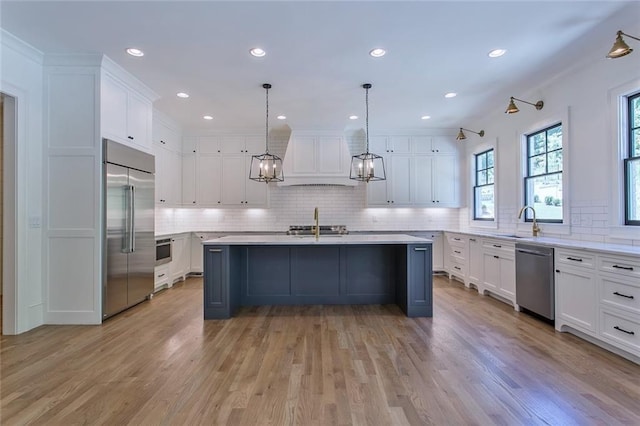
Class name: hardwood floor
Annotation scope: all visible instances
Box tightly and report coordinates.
[1,276,639,425]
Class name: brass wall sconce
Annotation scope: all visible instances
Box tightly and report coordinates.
[456,128,485,141]
[505,97,544,114]
[607,30,639,59]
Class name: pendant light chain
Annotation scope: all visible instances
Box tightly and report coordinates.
[365,85,369,153]
[265,84,270,153]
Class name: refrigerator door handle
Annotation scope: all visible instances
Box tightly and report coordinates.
[129,184,136,253]
[123,184,135,253]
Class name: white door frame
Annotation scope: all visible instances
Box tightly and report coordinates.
[2,92,17,335]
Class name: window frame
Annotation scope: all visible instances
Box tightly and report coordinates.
[523,123,563,224]
[624,91,640,226]
[473,148,495,221]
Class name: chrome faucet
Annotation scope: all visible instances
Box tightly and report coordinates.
[518,205,541,237]
[313,207,319,240]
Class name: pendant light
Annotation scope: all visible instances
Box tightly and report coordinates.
[249,83,284,183]
[349,83,386,183]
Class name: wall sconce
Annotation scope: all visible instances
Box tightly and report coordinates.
[607,30,639,59]
[505,96,544,114]
[456,128,485,141]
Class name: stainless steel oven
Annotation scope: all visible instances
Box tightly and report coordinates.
[156,238,172,265]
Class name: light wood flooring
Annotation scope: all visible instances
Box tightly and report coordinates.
[1,276,639,425]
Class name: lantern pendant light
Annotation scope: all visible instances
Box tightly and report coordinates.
[249,83,284,183]
[349,83,386,183]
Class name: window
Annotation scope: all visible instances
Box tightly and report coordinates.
[524,123,563,222]
[474,149,494,220]
[625,92,640,225]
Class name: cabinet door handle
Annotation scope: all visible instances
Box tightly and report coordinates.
[454,266,461,271]
[470,238,476,242]
[567,257,583,262]
[612,264,634,271]
[454,250,461,254]
[613,326,635,335]
[414,247,427,251]
[613,291,634,299]
[453,238,461,241]
[493,255,499,259]
[209,249,222,253]
[158,273,165,278]
[493,244,502,248]
[128,136,134,140]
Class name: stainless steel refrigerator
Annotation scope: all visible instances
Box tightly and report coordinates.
[103,139,155,319]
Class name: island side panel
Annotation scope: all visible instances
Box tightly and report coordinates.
[405,244,433,317]
[290,246,341,303]
[344,245,396,304]
[241,246,292,306]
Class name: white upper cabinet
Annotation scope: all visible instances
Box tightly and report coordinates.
[101,71,153,152]
[367,134,460,207]
[412,135,458,154]
[152,114,183,206]
[180,134,268,207]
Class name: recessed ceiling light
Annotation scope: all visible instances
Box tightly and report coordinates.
[176,92,189,98]
[203,115,213,120]
[249,47,266,57]
[488,48,507,58]
[349,115,359,120]
[369,48,386,58]
[444,92,457,98]
[277,115,286,120]
[126,48,144,57]
[421,115,431,120]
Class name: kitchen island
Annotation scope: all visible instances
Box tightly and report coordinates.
[203,234,433,319]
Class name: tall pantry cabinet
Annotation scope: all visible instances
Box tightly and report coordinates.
[43,54,157,325]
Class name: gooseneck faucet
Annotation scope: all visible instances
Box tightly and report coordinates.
[518,205,540,237]
[314,207,319,240]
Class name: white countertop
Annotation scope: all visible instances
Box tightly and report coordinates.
[203,234,432,245]
[448,231,640,257]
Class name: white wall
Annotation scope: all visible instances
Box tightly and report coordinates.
[462,17,640,245]
[0,29,45,334]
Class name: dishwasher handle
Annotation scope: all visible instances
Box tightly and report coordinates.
[516,248,552,257]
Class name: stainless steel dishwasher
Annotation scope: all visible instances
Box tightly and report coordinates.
[515,243,555,320]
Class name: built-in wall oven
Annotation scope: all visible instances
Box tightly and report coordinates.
[156,238,172,265]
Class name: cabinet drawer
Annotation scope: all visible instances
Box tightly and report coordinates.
[450,245,467,260]
[599,255,640,280]
[447,234,467,248]
[600,276,640,315]
[154,264,170,290]
[556,249,595,269]
[600,309,640,354]
[482,239,515,257]
[450,258,467,277]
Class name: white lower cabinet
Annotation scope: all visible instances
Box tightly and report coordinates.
[479,239,516,308]
[190,233,206,274]
[467,237,483,287]
[555,249,598,336]
[427,232,444,271]
[171,234,190,283]
[154,264,170,292]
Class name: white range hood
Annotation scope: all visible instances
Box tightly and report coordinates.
[278,130,357,186]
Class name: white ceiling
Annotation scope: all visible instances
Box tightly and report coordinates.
[1,1,638,133]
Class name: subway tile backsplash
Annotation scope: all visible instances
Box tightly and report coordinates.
[155,185,460,235]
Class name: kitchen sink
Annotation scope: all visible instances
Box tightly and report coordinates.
[496,234,526,239]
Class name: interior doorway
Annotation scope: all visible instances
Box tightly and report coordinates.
[2,92,16,335]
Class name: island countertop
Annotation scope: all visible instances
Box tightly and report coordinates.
[203,234,432,245]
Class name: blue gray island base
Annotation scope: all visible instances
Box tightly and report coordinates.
[203,242,432,319]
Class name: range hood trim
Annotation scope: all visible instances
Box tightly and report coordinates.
[277,130,358,187]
